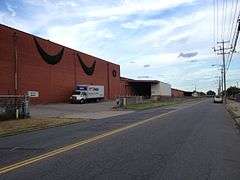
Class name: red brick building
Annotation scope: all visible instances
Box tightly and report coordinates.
[0,24,120,104]
[171,88,184,98]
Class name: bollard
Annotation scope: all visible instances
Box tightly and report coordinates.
[16,108,19,119]
[123,97,127,107]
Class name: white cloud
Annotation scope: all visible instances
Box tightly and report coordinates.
[136,10,206,46]
[1,0,238,92]
[121,19,167,29]
[84,0,195,19]
[0,12,4,23]
[121,52,180,69]
[45,21,115,60]
[6,3,16,17]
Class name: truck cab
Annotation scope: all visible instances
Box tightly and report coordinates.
[70,91,87,104]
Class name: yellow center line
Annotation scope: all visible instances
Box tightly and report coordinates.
[0,100,206,175]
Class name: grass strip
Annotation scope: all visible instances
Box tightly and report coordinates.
[0,117,89,137]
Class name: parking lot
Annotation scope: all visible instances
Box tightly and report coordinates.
[30,101,133,119]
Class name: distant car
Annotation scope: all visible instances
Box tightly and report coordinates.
[214,95,223,103]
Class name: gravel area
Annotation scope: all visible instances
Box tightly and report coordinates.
[30,101,133,119]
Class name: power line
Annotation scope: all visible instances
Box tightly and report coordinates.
[213,0,216,44]
[216,0,219,42]
[227,18,240,70]
[229,0,239,45]
[223,0,228,40]
[226,5,240,70]
[212,0,240,99]
[226,0,238,68]
[228,0,236,41]
[221,0,225,40]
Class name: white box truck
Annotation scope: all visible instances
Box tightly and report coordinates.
[70,85,104,104]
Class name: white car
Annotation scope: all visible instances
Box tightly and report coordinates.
[214,95,223,103]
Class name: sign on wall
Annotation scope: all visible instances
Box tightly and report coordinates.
[28,91,39,97]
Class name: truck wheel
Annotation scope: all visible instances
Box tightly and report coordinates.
[80,99,85,104]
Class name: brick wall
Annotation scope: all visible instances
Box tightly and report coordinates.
[120,77,135,97]
[0,24,120,104]
[171,88,184,98]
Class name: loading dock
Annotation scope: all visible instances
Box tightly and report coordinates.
[120,78,171,98]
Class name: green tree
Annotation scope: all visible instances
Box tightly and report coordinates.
[226,86,240,97]
[206,90,216,96]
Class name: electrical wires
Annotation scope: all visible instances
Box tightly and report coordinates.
[213,0,240,71]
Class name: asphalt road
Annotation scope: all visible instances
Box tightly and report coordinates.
[1,99,240,180]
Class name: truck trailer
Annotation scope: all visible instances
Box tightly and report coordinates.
[70,85,104,104]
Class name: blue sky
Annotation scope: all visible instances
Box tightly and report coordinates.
[1,0,240,92]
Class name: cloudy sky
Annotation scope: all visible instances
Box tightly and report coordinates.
[1,0,240,92]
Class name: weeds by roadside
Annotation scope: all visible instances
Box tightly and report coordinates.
[226,100,240,128]
[0,117,89,137]
[125,98,202,110]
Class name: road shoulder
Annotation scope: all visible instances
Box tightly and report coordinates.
[226,100,240,128]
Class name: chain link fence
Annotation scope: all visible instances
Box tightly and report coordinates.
[0,95,30,120]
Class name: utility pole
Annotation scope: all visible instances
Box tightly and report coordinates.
[218,76,221,95]
[214,40,232,103]
[221,68,223,94]
[222,40,227,103]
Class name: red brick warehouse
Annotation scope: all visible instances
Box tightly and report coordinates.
[0,24,120,104]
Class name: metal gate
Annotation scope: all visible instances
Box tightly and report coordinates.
[0,95,30,120]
